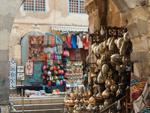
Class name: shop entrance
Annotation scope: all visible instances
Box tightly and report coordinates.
[21,31,44,86]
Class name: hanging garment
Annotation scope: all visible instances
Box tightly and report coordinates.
[57,45,63,54]
[25,60,33,75]
[71,34,77,49]
[49,35,55,46]
[77,35,83,48]
[83,35,89,50]
[66,34,72,48]
[55,35,63,45]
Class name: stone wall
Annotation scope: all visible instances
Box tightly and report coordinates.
[0,0,23,112]
[15,0,88,26]
[112,0,150,79]
[85,0,150,79]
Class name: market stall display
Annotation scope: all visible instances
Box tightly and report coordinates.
[19,31,89,95]
[61,33,89,91]
[64,27,132,112]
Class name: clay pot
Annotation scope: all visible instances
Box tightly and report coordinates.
[97,71,105,84]
[89,96,96,105]
[83,92,88,98]
[102,88,110,99]
[104,99,111,107]
[88,91,92,97]
[96,92,104,103]
[83,99,89,105]
[91,73,96,77]
[74,99,79,103]
[86,104,93,111]
[70,93,76,99]
[96,59,101,66]
[110,84,118,92]
[99,43,105,54]
[108,38,115,51]
[102,64,109,75]
[111,54,122,64]
[69,99,74,104]
[114,38,123,49]
[105,78,115,88]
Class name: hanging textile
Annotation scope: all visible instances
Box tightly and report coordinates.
[71,34,77,49]
[28,35,44,61]
[25,60,34,75]
[82,35,89,50]
[48,35,55,46]
[77,35,83,48]
[65,34,72,48]
[55,35,63,45]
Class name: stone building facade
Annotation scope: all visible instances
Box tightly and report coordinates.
[85,0,150,80]
[10,0,89,65]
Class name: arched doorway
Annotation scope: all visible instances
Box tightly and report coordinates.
[21,31,44,85]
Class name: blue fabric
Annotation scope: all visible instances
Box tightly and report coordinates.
[55,35,63,45]
[71,34,77,48]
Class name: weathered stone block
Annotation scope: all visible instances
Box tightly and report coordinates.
[0,0,23,106]
[133,62,150,78]
[127,23,140,38]
[124,0,137,8]
[0,61,8,73]
[127,19,148,38]
[131,36,149,52]
[131,51,150,62]
[131,7,149,20]
[0,50,8,61]
[112,0,129,12]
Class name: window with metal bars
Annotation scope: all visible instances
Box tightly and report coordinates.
[69,0,85,13]
[24,0,46,12]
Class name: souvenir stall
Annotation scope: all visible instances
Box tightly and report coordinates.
[40,32,66,94]
[18,32,66,96]
[64,27,133,113]
[60,32,89,92]
[19,31,90,96]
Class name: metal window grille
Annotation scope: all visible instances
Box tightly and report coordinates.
[69,0,78,13]
[24,0,46,12]
[69,0,85,13]
[79,0,85,13]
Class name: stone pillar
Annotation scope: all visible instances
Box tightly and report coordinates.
[112,0,150,78]
[0,0,23,112]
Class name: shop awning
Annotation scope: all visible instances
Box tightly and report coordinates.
[50,24,88,32]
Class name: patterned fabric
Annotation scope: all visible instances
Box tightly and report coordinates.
[55,35,63,45]
[25,60,33,75]
[28,35,44,61]
[66,34,72,48]
[49,35,55,46]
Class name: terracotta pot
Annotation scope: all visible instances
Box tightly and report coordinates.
[105,78,115,88]
[96,92,104,104]
[89,96,96,105]
[111,54,121,64]
[102,64,109,74]
[70,93,76,99]
[102,88,110,99]
[97,71,105,84]
[110,84,118,92]
[86,104,93,111]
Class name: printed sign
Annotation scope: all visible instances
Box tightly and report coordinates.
[17,66,24,73]
[17,73,25,81]
[9,59,17,89]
